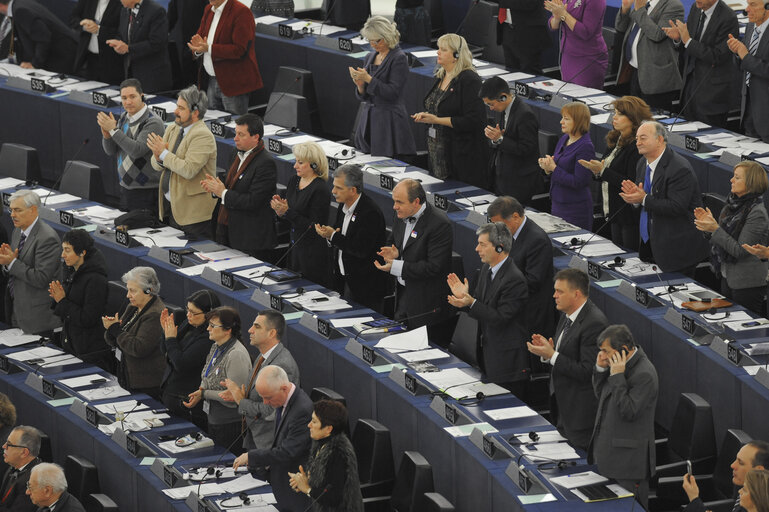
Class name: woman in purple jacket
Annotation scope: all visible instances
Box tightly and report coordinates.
[539,101,595,230]
[545,0,608,89]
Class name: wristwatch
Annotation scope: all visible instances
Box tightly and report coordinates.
[560,13,567,21]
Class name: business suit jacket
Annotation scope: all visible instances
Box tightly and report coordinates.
[247,387,312,512]
[354,48,417,157]
[196,0,262,97]
[117,0,171,93]
[168,0,207,86]
[5,219,61,335]
[239,344,300,450]
[550,133,595,231]
[739,23,769,142]
[589,346,658,481]
[10,0,78,74]
[550,300,608,449]
[43,491,86,512]
[465,257,529,383]
[151,120,218,226]
[596,142,643,226]
[637,146,709,271]
[425,70,490,189]
[219,147,277,255]
[389,204,454,329]
[329,193,387,311]
[679,1,739,118]
[492,99,541,205]
[709,203,769,289]
[0,458,40,512]
[495,0,551,61]
[511,217,556,338]
[615,0,684,95]
[70,0,123,83]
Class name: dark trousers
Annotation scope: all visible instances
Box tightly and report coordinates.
[630,69,678,113]
[501,24,545,75]
[681,78,729,129]
[721,279,765,316]
[207,420,243,455]
[610,221,639,252]
[171,213,213,241]
[121,186,158,214]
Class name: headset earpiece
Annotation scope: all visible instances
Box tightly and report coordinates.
[144,288,152,295]
[453,37,463,59]
[310,161,318,171]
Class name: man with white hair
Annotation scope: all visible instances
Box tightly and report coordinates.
[0,190,60,334]
[26,463,85,512]
[233,365,312,512]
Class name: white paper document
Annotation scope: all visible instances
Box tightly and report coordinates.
[723,317,769,331]
[79,386,131,401]
[0,177,25,189]
[417,367,477,390]
[397,171,443,185]
[510,430,567,444]
[398,349,450,362]
[444,381,508,400]
[409,50,435,58]
[330,317,375,328]
[215,493,277,511]
[94,400,149,415]
[58,374,106,388]
[162,482,223,499]
[520,442,580,460]
[0,329,41,347]
[498,72,535,82]
[484,406,537,421]
[375,326,428,351]
[444,422,497,437]
[550,471,608,489]
[219,474,270,493]
[8,346,63,361]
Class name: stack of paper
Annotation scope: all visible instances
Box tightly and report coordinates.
[375,326,428,352]
[0,329,41,347]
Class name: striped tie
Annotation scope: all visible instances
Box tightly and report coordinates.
[746,27,761,87]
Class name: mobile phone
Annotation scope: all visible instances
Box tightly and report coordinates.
[157,434,176,441]
[686,460,693,476]
[90,378,107,384]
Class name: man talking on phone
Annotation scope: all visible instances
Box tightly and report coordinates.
[588,324,659,509]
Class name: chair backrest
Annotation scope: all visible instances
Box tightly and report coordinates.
[538,130,559,156]
[264,93,313,133]
[273,67,317,108]
[449,312,479,367]
[310,387,346,406]
[421,492,455,512]
[59,160,104,202]
[38,431,52,462]
[668,393,716,462]
[64,455,100,502]
[714,429,753,498]
[351,418,394,485]
[390,451,434,512]
[702,193,727,220]
[457,0,496,48]
[106,281,128,317]
[84,493,119,512]
[0,143,41,183]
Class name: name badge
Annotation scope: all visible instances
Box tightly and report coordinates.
[202,401,210,414]
[428,127,436,139]
[410,231,418,239]
[351,214,356,222]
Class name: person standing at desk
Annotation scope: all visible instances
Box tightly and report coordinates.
[538,101,595,231]
[494,0,551,74]
[270,142,332,288]
[70,0,123,83]
[412,33,489,189]
[201,113,277,261]
[148,86,218,241]
[98,78,164,214]
[106,0,171,93]
[351,16,416,160]
[545,0,608,89]
[0,190,61,336]
[167,0,207,88]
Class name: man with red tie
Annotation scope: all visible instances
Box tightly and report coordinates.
[494,0,551,74]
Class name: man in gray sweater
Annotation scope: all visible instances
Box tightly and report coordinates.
[98,78,163,212]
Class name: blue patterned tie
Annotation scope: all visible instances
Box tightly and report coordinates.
[640,165,652,243]
[746,27,762,86]
[7,233,25,299]
[624,4,650,64]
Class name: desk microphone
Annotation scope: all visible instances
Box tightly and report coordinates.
[666,65,715,131]
[43,138,90,205]
[354,307,441,341]
[259,224,314,289]
[454,189,479,212]
[301,485,330,512]
[574,202,631,258]
[553,54,610,99]
[651,265,681,298]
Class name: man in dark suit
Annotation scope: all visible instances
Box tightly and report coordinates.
[106,0,171,93]
[26,463,85,512]
[663,0,739,128]
[683,440,769,512]
[376,179,455,346]
[494,0,550,74]
[620,121,709,274]
[315,164,387,313]
[0,426,41,512]
[220,310,300,451]
[70,0,123,83]
[488,196,555,338]
[448,222,529,395]
[527,269,608,449]
[0,0,78,74]
[201,114,276,261]
[480,77,541,206]
[167,0,207,88]
[188,0,262,115]
[589,324,658,509]
[0,191,61,336]
[727,0,769,143]
[234,366,312,512]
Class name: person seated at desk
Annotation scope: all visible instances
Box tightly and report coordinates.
[270,142,332,288]
[0,393,15,476]
[579,95,651,251]
[103,266,165,398]
[26,463,85,512]
[288,400,364,512]
[351,16,416,160]
[738,469,769,512]
[49,229,110,370]
[0,0,78,73]
[183,306,250,453]
[159,289,220,429]
[0,190,61,336]
[538,101,595,231]
[683,440,769,512]
[412,33,489,189]
[0,425,41,512]
[233,366,313,512]
[695,161,768,315]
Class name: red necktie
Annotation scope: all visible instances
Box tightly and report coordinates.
[498,8,507,23]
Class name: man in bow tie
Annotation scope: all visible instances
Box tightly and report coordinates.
[0,426,41,511]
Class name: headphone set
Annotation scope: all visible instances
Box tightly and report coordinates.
[221,493,251,508]
[453,37,463,59]
[608,256,625,268]
[144,287,152,295]
[310,161,319,173]
[490,222,506,253]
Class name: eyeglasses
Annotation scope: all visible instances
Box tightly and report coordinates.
[208,322,223,329]
[186,309,204,316]
[368,38,382,45]
[3,442,26,450]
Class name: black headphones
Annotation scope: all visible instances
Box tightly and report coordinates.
[453,37,463,59]
[140,93,145,103]
[608,256,625,268]
[491,222,505,253]
[221,493,251,508]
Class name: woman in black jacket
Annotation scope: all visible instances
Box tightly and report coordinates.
[159,289,220,428]
[49,229,110,370]
[413,33,489,189]
[579,96,652,250]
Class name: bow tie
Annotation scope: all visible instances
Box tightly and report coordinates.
[406,216,416,223]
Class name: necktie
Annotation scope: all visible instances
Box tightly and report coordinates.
[171,128,184,154]
[549,317,573,394]
[498,8,507,23]
[274,406,283,434]
[693,10,706,41]
[732,497,742,512]
[624,4,650,64]
[482,268,494,301]
[161,129,184,196]
[1,470,18,503]
[0,17,10,41]
[640,165,652,243]
[746,27,762,86]
[7,233,26,299]
[128,10,135,43]
[241,355,265,433]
